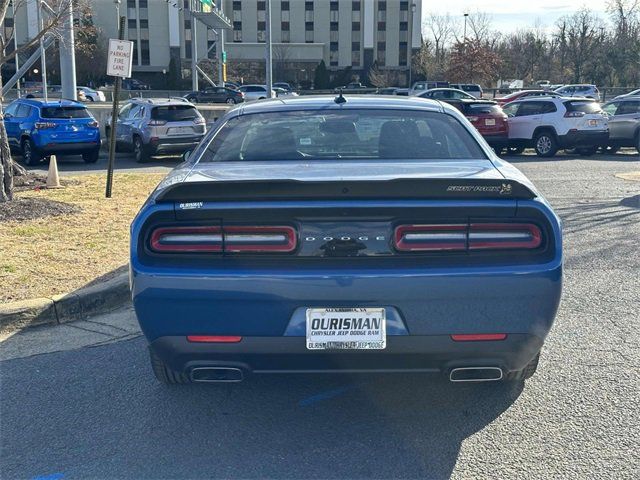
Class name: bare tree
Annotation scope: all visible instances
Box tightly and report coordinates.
[0,0,75,201]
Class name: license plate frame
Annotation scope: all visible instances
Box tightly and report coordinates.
[306,307,386,350]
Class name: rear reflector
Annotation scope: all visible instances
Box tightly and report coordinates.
[394,223,542,252]
[451,334,507,341]
[150,225,296,254]
[187,336,243,343]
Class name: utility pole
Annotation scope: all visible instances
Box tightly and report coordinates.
[191,1,198,91]
[12,0,21,97]
[217,1,225,87]
[37,0,48,100]
[265,0,272,97]
[59,0,77,100]
[408,2,415,88]
[463,12,469,82]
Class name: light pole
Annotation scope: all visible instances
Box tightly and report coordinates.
[265,0,273,97]
[37,0,48,100]
[463,13,469,82]
[114,0,120,24]
[408,2,416,88]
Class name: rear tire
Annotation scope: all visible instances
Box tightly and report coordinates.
[149,349,191,384]
[133,136,148,163]
[82,148,100,163]
[21,138,41,166]
[505,353,540,381]
[534,131,558,157]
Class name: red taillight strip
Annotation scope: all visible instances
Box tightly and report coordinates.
[394,224,467,251]
[187,335,242,343]
[468,223,541,250]
[223,226,297,253]
[150,226,223,252]
[451,334,507,341]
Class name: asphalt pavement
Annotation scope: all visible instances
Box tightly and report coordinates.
[1,151,639,479]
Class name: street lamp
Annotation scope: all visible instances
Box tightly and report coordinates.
[114,0,121,24]
[463,13,469,82]
[408,2,416,89]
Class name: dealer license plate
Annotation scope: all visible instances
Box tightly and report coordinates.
[589,119,598,127]
[306,308,386,350]
[485,118,496,126]
[168,126,192,135]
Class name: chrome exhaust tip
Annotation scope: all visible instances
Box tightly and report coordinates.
[190,367,244,383]
[449,367,503,382]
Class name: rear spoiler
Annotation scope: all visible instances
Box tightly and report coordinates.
[155,178,537,203]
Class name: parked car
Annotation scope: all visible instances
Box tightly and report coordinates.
[130,95,562,386]
[3,98,101,165]
[105,98,206,162]
[501,97,609,157]
[409,80,449,96]
[497,90,561,106]
[554,84,600,101]
[601,96,640,153]
[25,86,87,102]
[273,82,293,92]
[122,78,150,90]
[334,82,369,92]
[224,81,240,90]
[238,84,277,101]
[462,101,510,152]
[273,87,299,97]
[377,87,400,95]
[394,88,409,96]
[449,83,484,99]
[78,86,106,102]
[612,88,640,100]
[418,88,477,103]
[185,86,245,104]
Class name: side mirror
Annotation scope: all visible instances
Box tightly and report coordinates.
[2,112,11,119]
[182,150,192,162]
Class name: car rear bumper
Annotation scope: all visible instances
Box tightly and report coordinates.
[36,140,101,154]
[480,133,509,148]
[148,136,203,154]
[559,130,609,148]
[149,333,544,377]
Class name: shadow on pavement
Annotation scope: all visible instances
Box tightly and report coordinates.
[501,149,639,163]
[0,337,523,479]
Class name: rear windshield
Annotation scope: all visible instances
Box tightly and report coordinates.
[564,101,602,114]
[199,109,487,162]
[465,104,502,115]
[151,105,199,121]
[40,106,90,119]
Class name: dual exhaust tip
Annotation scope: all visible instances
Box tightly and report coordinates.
[190,366,504,383]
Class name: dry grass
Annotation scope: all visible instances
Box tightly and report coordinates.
[0,173,164,303]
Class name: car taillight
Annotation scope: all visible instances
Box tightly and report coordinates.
[466,116,479,122]
[35,122,57,129]
[468,223,542,250]
[564,111,585,118]
[394,225,467,251]
[149,119,167,126]
[88,120,99,128]
[150,225,297,253]
[394,223,542,252]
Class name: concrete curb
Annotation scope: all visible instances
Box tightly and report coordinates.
[0,272,130,335]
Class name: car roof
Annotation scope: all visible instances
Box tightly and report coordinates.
[16,98,85,107]
[236,95,445,116]
[129,97,192,106]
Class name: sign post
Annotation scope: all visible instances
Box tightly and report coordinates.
[105,17,132,198]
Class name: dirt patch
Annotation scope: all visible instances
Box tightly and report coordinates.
[0,197,81,222]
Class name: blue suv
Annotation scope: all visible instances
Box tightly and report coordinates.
[4,98,101,165]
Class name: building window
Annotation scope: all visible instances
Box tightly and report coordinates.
[378,22,385,30]
[128,19,137,30]
[184,19,191,29]
[352,1,360,11]
[377,41,386,66]
[352,41,360,51]
[127,0,135,8]
[233,21,242,30]
[330,50,338,66]
[330,1,339,10]
[399,41,408,65]
[400,1,409,11]
[305,1,314,10]
[330,42,339,51]
[281,21,290,31]
[282,1,290,10]
[233,30,242,42]
[139,19,148,29]
[140,39,150,65]
[233,1,241,9]
[379,1,386,10]
[257,1,265,10]
[130,39,138,64]
[400,22,408,31]
[139,0,147,7]
[351,51,360,65]
[305,21,313,31]
[330,22,338,31]
[184,40,191,59]
[352,22,360,30]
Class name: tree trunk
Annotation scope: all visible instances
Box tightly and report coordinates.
[0,74,14,202]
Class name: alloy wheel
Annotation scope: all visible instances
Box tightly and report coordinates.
[536,136,552,155]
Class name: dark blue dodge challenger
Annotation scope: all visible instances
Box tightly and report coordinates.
[130,96,562,384]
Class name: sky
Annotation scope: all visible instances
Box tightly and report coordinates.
[422,0,609,34]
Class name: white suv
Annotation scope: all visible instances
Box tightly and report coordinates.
[502,97,609,157]
[554,84,600,101]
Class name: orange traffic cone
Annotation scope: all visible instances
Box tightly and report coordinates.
[46,155,62,189]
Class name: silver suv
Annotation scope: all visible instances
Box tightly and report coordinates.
[554,84,601,101]
[602,96,640,153]
[106,98,206,162]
